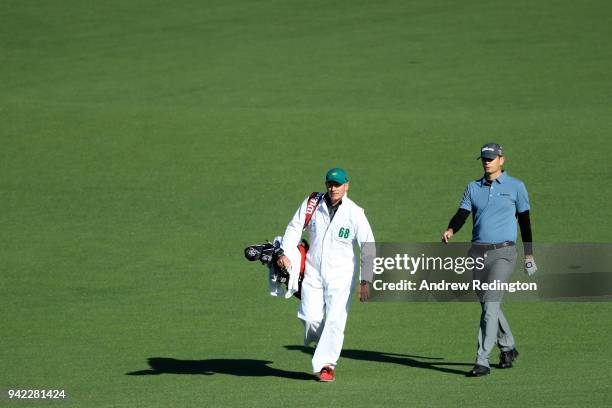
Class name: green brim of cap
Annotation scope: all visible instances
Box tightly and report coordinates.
[326,176,347,184]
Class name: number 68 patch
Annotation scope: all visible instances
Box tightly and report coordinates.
[338,227,350,239]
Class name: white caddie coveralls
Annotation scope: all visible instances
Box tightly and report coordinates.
[281,193,374,373]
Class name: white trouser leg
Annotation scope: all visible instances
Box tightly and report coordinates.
[298,275,325,346]
[311,279,353,373]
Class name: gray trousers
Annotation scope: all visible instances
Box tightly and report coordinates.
[471,245,517,367]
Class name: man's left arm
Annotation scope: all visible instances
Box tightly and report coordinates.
[355,208,375,301]
[517,182,537,276]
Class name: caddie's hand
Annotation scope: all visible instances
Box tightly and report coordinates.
[524,256,537,276]
[277,255,291,270]
[441,228,454,243]
[359,280,370,302]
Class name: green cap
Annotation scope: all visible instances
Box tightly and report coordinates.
[325,167,349,185]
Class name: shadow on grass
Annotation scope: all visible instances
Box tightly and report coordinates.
[284,345,472,376]
[126,357,316,380]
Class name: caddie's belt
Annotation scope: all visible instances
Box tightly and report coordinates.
[471,241,515,251]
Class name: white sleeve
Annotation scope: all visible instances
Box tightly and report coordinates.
[355,208,375,282]
[280,197,309,254]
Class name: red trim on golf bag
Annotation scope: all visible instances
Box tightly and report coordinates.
[293,242,308,300]
[293,192,322,299]
[298,243,307,275]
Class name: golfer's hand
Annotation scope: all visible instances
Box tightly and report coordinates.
[442,228,454,243]
[524,256,537,276]
[359,281,370,302]
[277,255,291,270]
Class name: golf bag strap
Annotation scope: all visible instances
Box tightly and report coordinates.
[304,192,323,229]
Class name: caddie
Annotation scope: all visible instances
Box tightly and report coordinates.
[277,167,375,382]
[441,143,537,377]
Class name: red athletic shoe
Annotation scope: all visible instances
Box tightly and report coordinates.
[319,366,335,382]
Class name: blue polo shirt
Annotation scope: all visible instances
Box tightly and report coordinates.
[459,172,530,244]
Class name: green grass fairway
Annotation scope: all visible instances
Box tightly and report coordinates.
[2,0,611,406]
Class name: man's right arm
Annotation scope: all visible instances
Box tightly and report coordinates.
[277,197,309,269]
[442,209,471,242]
[442,184,472,242]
